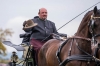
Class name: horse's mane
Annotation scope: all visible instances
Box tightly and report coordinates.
[75,10,93,37]
[76,9,100,37]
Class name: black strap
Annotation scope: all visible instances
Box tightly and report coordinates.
[56,38,69,63]
[59,55,95,66]
[94,48,99,58]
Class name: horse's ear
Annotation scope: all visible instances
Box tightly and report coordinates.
[93,6,98,14]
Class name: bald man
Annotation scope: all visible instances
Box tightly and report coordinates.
[24,8,58,65]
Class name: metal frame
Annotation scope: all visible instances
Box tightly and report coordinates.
[16,43,35,66]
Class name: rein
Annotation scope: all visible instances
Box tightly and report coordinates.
[56,36,100,66]
[56,13,100,66]
[91,15,100,19]
[41,2,100,42]
[69,36,91,41]
[57,2,100,31]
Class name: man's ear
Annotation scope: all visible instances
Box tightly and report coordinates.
[38,12,40,15]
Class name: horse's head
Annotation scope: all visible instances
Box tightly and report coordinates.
[88,6,100,45]
[76,6,100,45]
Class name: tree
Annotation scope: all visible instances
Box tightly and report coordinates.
[0,28,14,56]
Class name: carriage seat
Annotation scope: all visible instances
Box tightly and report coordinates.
[21,42,30,47]
[20,42,33,59]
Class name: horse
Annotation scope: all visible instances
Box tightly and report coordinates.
[38,6,100,66]
[0,42,6,55]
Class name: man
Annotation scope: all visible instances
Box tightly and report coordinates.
[10,51,19,66]
[28,8,58,65]
[22,8,67,66]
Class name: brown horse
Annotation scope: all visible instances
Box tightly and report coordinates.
[38,6,100,66]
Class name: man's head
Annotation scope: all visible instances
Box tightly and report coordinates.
[38,8,47,20]
[12,51,16,55]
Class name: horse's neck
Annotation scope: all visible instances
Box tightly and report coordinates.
[76,28,93,54]
[75,32,92,54]
[75,23,92,54]
[75,38,92,54]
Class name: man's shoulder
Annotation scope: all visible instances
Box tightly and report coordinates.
[46,19,54,24]
[34,16,39,19]
[33,16,39,20]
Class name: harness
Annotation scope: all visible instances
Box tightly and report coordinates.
[56,13,100,66]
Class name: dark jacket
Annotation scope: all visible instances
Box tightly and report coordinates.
[21,16,67,43]
[30,18,58,41]
[20,31,32,43]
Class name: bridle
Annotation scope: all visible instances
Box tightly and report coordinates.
[89,13,100,45]
[56,12,100,66]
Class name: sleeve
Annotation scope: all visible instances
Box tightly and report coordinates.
[52,22,58,34]
[52,22,67,37]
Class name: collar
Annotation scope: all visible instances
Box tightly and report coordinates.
[39,18,47,22]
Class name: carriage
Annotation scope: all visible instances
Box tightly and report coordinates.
[1,6,100,66]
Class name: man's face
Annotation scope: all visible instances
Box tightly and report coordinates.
[38,8,47,20]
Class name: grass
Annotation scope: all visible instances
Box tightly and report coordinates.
[0,59,23,64]
[0,59,9,64]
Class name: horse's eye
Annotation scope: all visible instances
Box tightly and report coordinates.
[94,20,100,27]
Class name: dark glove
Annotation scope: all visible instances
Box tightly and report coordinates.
[20,32,32,38]
[58,33,67,37]
[50,33,60,39]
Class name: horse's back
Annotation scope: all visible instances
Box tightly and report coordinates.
[38,39,62,66]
